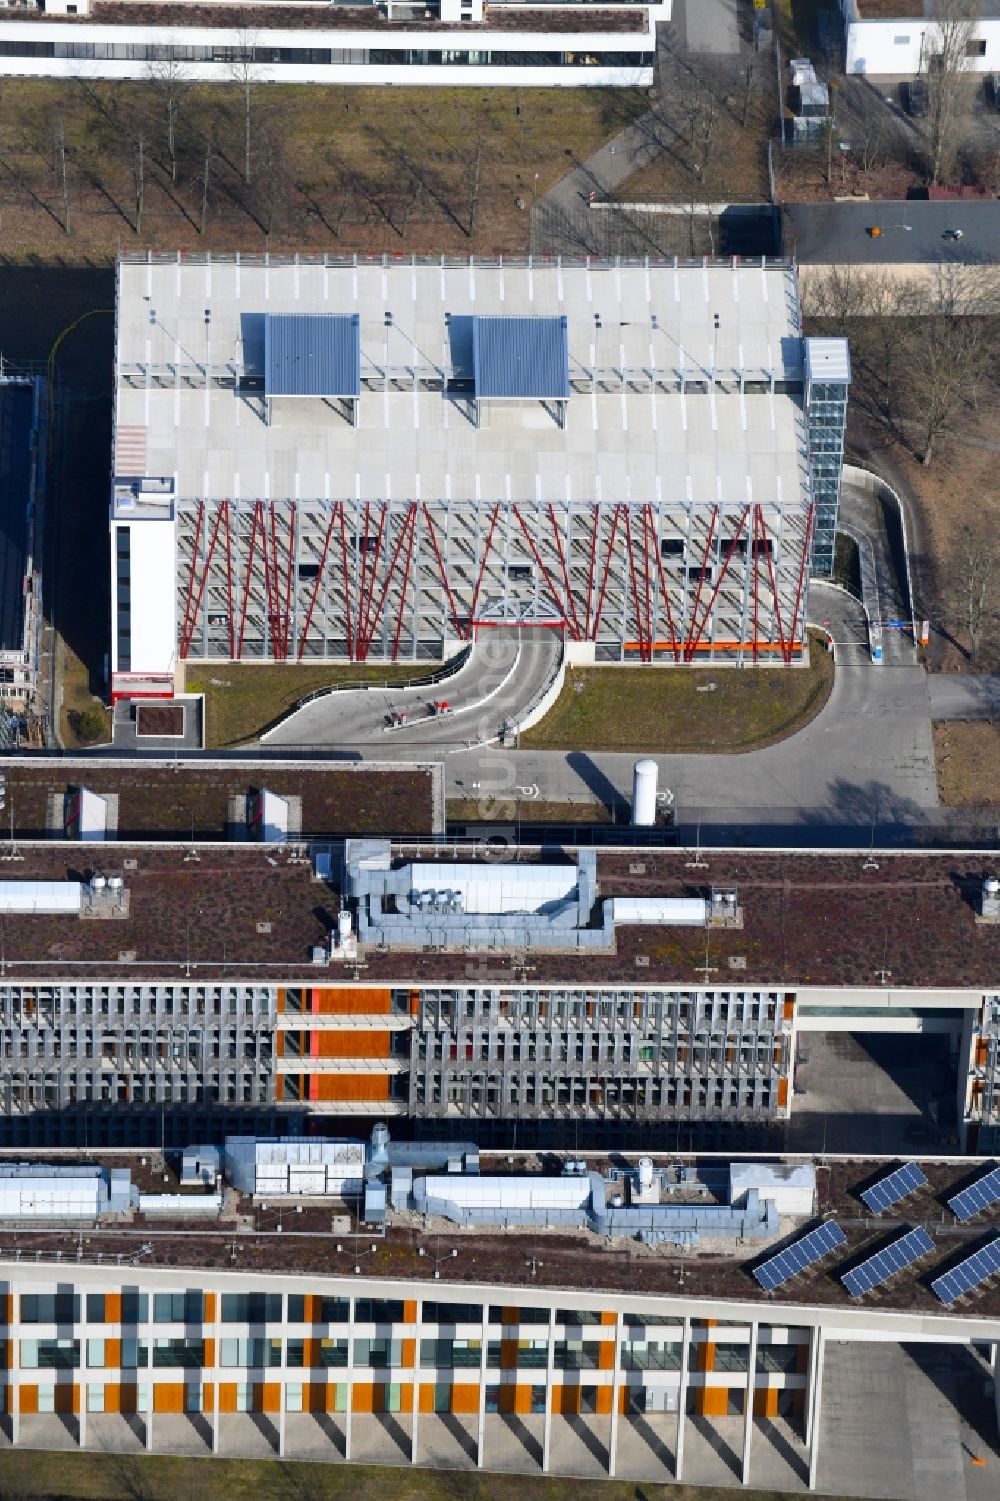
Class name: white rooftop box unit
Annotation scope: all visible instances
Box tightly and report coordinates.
[0,881,83,915]
[730,1163,816,1217]
[0,1164,107,1220]
[224,1136,365,1198]
[64,787,108,842]
[248,789,289,844]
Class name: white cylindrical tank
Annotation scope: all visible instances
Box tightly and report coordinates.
[638,1156,654,1193]
[632,759,658,827]
[986,877,1000,897]
[337,909,353,943]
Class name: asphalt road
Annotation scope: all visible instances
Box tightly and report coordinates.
[265,628,562,750]
[927,674,1000,720]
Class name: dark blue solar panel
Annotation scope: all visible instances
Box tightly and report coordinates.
[472,316,570,401]
[948,1166,1000,1223]
[265,314,361,398]
[932,1237,1000,1306]
[861,1162,928,1216]
[753,1221,846,1293]
[842,1226,934,1298]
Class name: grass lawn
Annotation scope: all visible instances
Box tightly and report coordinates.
[521,631,834,755]
[0,80,645,262]
[0,1448,846,1501]
[185,661,438,747]
[448,796,617,824]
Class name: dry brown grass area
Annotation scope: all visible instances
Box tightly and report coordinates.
[0,79,645,261]
[934,721,1000,806]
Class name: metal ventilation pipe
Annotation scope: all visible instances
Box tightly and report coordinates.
[632,758,658,827]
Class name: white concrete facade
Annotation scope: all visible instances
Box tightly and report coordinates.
[841,0,1000,76]
[0,3,666,87]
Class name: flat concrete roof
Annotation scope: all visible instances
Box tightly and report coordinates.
[115,258,808,516]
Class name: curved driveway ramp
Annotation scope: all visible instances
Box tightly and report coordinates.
[263,627,562,751]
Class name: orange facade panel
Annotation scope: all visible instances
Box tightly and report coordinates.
[315,1074,391,1102]
[204,1293,217,1324]
[451,1384,480,1415]
[598,1342,616,1370]
[352,1382,378,1413]
[316,1030,392,1059]
[311,988,392,1015]
[104,1293,121,1324]
[19,1385,38,1416]
[777,1078,790,1109]
[698,1385,731,1417]
[258,1382,281,1414]
[401,1339,416,1368]
[153,1384,185,1415]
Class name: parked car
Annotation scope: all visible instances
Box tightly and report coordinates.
[902,78,929,117]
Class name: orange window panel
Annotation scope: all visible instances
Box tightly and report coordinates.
[698,1386,730,1416]
[401,1338,416,1368]
[352,1382,377,1413]
[312,988,392,1015]
[19,1386,38,1416]
[258,1382,281,1414]
[315,1074,390,1102]
[595,1388,613,1415]
[104,1293,121,1324]
[317,1030,391,1059]
[218,1383,238,1414]
[403,1301,417,1324]
[204,1293,217,1323]
[153,1384,186,1415]
[451,1384,479,1415]
[599,1311,617,1327]
[777,1078,790,1109]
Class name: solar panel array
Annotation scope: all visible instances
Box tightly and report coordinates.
[753,1221,847,1293]
[841,1226,934,1298]
[948,1165,1000,1223]
[931,1238,1000,1307]
[861,1162,928,1216]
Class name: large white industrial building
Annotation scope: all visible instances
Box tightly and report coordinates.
[109,252,849,700]
[0,0,665,88]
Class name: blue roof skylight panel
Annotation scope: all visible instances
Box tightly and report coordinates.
[264,313,361,398]
[472,315,570,401]
[948,1166,1000,1222]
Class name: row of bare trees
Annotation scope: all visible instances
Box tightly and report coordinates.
[806,262,1000,665]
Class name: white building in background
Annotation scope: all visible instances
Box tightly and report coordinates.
[0,0,667,88]
[840,0,1000,77]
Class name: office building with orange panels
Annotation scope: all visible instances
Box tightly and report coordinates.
[3,841,1000,1152]
[2,1257,997,1491]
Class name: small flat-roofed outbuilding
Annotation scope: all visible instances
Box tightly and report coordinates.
[472,313,569,426]
[264,312,361,424]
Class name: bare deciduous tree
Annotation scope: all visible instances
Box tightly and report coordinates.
[198,127,218,236]
[52,116,70,234]
[923,0,981,186]
[948,519,1000,665]
[146,49,188,184]
[228,29,260,187]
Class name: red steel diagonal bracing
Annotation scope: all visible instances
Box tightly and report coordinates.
[468,503,501,627]
[358,503,417,660]
[589,503,623,641]
[785,503,815,664]
[762,510,789,660]
[391,504,420,661]
[582,505,602,638]
[354,502,372,658]
[177,498,205,657]
[222,501,235,658]
[236,501,263,659]
[296,505,339,662]
[682,504,719,659]
[356,502,389,661]
[337,503,355,659]
[623,506,650,662]
[421,503,466,641]
[646,504,680,662]
[277,502,297,661]
[547,504,583,640]
[267,501,283,659]
[683,505,750,662]
[752,505,762,665]
[510,504,569,631]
